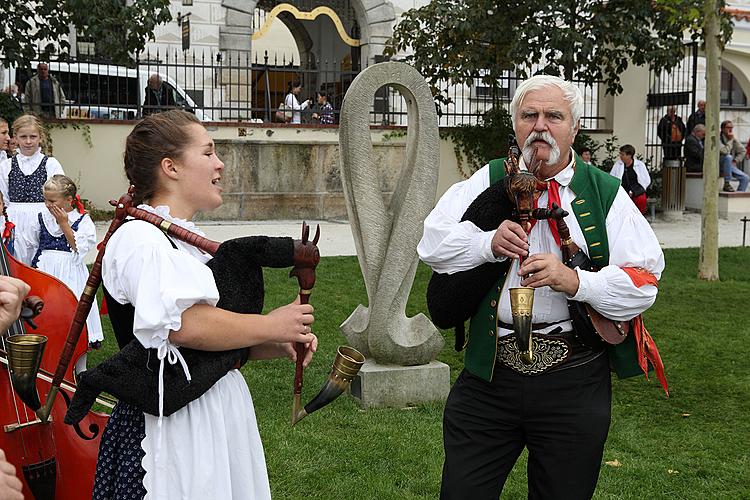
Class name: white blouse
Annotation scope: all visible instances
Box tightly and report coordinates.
[102,205,270,499]
[0,148,64,203]
[417,157,665,332]
[610,158,651,191]
[285,92,310,124]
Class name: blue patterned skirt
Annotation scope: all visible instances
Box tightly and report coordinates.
[92,402,147,499]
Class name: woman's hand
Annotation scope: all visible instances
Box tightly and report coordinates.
[48,204,69,226]
[265,296,316,345]
[250,334,318,366]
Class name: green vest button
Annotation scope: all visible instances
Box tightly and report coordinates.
[488,329,495,336]
[490,299,497,307]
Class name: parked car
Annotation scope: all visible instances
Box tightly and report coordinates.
[3,62,210,121]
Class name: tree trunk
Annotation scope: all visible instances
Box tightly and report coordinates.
[699,0,720,280]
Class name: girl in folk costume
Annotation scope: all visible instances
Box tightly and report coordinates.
[0,114,65,264]
[31,175,104,371]
[92,110,317,499]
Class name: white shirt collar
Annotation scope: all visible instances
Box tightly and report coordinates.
[517,153,576,187]
[137,204,204,236]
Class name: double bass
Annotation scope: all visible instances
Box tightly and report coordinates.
[0,243,109,499]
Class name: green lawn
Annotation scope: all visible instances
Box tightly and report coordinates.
[88,248,750,499]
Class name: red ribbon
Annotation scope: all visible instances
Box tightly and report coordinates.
[526,179,562,246]
[2,220,14,240]
[546,179,562,246]
[74,195,85,214]
[622,267,668,396]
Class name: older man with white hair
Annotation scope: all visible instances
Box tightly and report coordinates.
[418,75,666,499]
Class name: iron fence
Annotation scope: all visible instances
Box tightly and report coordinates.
[1,50,605,129]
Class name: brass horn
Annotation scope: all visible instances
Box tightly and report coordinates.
[291,345,365,426]
[5,334,48,412]
[509,287,534,365]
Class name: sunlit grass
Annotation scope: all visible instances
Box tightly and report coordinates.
[88,248,750,499]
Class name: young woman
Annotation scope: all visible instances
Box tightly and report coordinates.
[0,114,65,264]
[31,175,104,363]
[93,110,317,499]
[284,80,311,124]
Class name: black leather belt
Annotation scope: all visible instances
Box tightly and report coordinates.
[495,328,605,376]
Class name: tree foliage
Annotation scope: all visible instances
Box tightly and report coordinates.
[387,0,733,103]
[1,0,172,68]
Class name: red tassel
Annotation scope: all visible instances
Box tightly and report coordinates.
[100,295,109,316]
[74,195,85,214]
[632,315,669,396]
[2,221,14,240]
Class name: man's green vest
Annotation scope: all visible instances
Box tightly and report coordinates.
[464,157,645,382]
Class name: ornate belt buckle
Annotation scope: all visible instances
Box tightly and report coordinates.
[496,335,571,375]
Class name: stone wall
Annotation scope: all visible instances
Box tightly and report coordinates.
[48,123,462,219]
[204,138,405,220]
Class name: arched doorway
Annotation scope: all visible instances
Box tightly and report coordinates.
[250,1,365,121]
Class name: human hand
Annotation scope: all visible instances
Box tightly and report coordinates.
[278,332,318,367]
[48,204,68,226]
[0,277,29,332]
[0,449,23,500]
[491,220,529,259]
[312,113,320,120]
[265,296,316,345]
[519,253,580,295]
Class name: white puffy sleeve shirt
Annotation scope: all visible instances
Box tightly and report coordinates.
[102,209,219,349]
[417,159,665,324]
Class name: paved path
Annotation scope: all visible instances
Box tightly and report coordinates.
[86,212,747,264]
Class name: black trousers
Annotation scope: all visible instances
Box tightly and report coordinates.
[441,354,611,500]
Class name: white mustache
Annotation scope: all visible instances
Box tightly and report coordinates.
[522,132,560,166]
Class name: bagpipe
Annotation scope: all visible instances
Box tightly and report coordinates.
[2,187,365,499]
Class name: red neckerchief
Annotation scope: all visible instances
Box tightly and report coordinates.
[526,179,562,246]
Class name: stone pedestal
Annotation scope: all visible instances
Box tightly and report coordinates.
[350,359,450,409]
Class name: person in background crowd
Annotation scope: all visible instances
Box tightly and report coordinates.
[0,114,65,264]
[686,100,706,135]
[610,144,651,215]
[657,106,686,160]
[0,277,30,500]
[579,147,594,166]
[4,136,17,159]
[719,120,748,192]
[312,91,335,125]
[284,81,312,125]
[25,63,66,119]
[0,119,9,165]
[684,124,705,173]
[142,74,177,117]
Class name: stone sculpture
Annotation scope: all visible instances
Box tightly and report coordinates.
[339,62,443,366]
